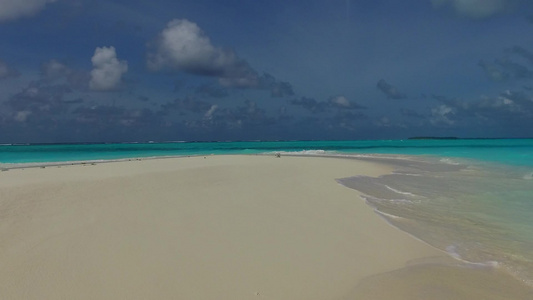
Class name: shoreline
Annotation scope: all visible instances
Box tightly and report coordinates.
[0,155,531,299]
[0,150,444,171]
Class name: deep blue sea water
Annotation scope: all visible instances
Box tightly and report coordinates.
[1,139,532,285]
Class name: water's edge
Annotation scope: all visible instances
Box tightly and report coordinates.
[334,154,533,288]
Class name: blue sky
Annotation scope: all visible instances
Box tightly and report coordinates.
[1,0,533,143]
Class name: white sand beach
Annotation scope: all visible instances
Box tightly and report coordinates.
[0,155,531,299]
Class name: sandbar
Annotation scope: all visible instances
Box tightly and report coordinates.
[0,155,530,299]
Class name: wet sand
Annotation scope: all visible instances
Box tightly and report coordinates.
[0,155,531,299]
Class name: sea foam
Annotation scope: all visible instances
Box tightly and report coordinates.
[384,185,416,196]
[269,149,336,156]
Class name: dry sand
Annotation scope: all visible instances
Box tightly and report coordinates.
[0,155,531,299]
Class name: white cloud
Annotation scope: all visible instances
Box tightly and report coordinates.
[431,0,511,19]
[204,105,218,119]
[147,19,258,87]
[89,46,128,91]
[431,105,455,125]
[0,0,57,22]
[329,96,351,108]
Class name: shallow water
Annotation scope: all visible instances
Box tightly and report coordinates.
[1,139,533,166]
[338,155,533,286]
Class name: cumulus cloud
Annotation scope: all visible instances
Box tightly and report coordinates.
[0,59,19,79]
[89,46,128,91]
[147,19,295,94]
[377,79,407,99]
[0,0,57,22]
[147,19,257,86]
[431,0,513,19]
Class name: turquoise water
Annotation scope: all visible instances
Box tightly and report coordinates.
[1,139,533,285]
[1,139,533,166]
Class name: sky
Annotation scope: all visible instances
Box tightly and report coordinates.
[1,0,533,143]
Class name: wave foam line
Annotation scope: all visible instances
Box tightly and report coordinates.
[384,185,417,196]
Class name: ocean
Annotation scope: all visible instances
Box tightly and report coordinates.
[1,139,533,166]
[1,139,532,286]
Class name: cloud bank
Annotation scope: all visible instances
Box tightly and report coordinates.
[90,46,128,91]
[0,0,57,22]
